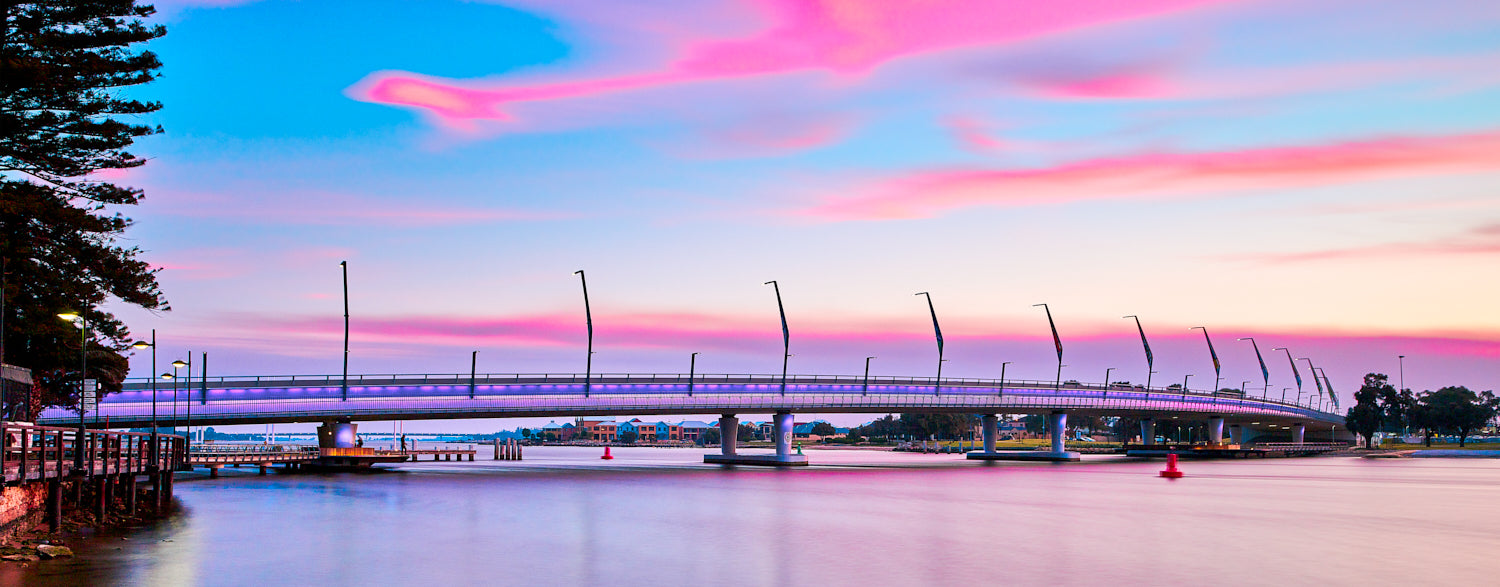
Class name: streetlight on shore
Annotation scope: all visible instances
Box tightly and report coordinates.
[1398,355,1406,393]
[168,360,185,434]
[130,331,158,460]
[57,312,89,469]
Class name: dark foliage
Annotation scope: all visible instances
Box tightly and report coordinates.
[1,1,167,413]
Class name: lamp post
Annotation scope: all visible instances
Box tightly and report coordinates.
[168,360,184,435]
[1273,347,1302,405]
[1104,367,1115,390]
[130,331,158,460]
[575,270,593,398]
[340,260,349,402]
[1241,380,1250,394]
[764,280,789,397]
[689,352,699,396]
[1189,326,1221,393]
[1398,355,1406,393]
[1282,387,1291,402]
[184,352,194,448]
[1034,304,1063,390]
[916,292,943,396]
[469,350,478,400]
[998,361,1011,398]
[862,356,875,396]
[57,313,88,468]
[1237,337,1270,395]
[1299,358,1323,408]
[1183,374,1192,393]
[1123,315,1154,393]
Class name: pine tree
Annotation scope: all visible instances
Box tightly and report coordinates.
[1,1,167,415]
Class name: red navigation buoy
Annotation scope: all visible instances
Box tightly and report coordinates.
[1159,453,1184,478]
[601,446,614,460]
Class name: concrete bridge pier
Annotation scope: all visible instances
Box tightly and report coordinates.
[981,414,997,453]
[703,411,807,466]
[719,415,738,456]
[1140,418,1156,445]
[1229,424,1243,445]
[1291,423,1305,445]
[969,411,1080,462]
[1208,417,1225,445]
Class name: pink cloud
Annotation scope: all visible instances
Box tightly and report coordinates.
[793,129,1500,221]
[1240,224,1500,265]
[149,190,570,227]
[350,0,1227,129]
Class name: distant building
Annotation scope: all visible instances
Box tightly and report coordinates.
[677,420,712,443]
[576,418,618,442]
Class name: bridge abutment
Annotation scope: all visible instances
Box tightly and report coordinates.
[1140,418,1156,445]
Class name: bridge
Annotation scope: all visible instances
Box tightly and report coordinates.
[38,372,1347,465]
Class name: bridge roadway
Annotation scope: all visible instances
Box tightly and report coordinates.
[37,372,1338,427]
[36,372,1347,466]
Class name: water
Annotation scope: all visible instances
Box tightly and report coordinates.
[5,447,1496,586]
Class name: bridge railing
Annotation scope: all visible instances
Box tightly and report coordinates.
[112,372,1334,415]
[188,444,317,455]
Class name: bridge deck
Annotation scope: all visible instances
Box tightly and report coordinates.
[39,374,1343,438]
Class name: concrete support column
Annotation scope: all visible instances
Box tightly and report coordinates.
[1228,424,1243,445]
[1291,423,1305,445]
[982,415,997,453]
[1139,418,1156,446]
[47,478,62,532]
[719,415,739,456]
[127,475,137,515]
[1207,417,1225,445]
[774,412,793,458]
[1048,412,1067,454]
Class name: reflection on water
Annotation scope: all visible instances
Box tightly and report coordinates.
[5,447,1497,586]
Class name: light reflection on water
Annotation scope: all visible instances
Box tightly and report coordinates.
[6,447,1497,586]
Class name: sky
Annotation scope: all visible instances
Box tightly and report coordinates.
[101,0,1500,431]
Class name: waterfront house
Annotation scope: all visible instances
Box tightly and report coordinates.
[677,420,712,443]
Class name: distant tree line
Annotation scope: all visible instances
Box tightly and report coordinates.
[1344,373,1498,448]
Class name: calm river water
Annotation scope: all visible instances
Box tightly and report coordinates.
[4,447,1496,586]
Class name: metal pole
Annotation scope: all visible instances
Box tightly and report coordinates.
[575,270,593,398]
[1183,374,1192,392]
[916,292,943,396]
[765,281,789,397]
[1123,315,1154,393]
[998,361,1011,397]
[150,330,156,461]
[340,261,349,401]
[689,352,698,396]
[1034,304,1063,390]
[76,319,87,469]
[1398,355,1405,393]
[1190,326,1221,392]
[185,352,192,451]
[470,350,478,399]
[862,356,875,396]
